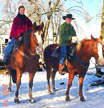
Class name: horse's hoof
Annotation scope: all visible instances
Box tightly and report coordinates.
[80,97,86,101]
[8,88,12,92]
[48,90,52,94]
[29,99,35,103]
[59,71,67,75]
[59,72,65,75]
[14,98,20,103]
[65,96,70,101]
[52,88,58,92]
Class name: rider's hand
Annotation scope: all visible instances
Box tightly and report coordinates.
[71,36,78,43]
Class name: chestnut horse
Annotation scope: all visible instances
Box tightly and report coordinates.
[44,35,104,101]
[6,22,44,103]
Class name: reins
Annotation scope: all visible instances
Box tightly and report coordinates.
[71,40,104,70]
[72,55,89,69]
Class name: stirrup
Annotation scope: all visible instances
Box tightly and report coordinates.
[59,70,68,75]
[3,61,8,65]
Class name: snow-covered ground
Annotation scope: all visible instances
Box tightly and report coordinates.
[0,60,104,108]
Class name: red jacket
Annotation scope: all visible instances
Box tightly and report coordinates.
[10,15,32,40]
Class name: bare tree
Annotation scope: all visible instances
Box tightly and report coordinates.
[101,0,104,38]
[0,0,99,45]
[0,0,23,36]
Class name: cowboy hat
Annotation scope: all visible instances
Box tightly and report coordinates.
[63,14,75,20]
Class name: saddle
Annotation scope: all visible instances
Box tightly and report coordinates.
[5,30,31,65]
[51,43,77,73]
[51,43,77,60]
[51,46,61,58]
[67,43,77,61]
[6,34,25,64]
[14,35,24,51]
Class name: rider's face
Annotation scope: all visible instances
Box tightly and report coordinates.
[19,8,25,15]
[65,18,72,24]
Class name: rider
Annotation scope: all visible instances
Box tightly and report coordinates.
[3,5,32,65]
[58,13,78,75]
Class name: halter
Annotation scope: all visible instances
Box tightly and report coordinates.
[28,30,43,55]
[72,55,89,70]
[90,39,103,60]
[17,30,43,59]
[91,40,97,57]
[68,42,89,71]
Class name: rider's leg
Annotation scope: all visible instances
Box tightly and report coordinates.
[59,46,67,75]
[3,37,16,65]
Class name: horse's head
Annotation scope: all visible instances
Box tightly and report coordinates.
[90,35,104,65]
[32,22,44,54]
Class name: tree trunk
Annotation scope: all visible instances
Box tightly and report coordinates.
[96,1,104,77]
[43,0,60,48]
[101,0,104,38]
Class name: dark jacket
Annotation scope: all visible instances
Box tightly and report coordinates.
[58,22,76,46]
[10,15,32,40]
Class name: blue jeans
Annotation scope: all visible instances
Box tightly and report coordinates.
[3,37,16,62]
[59,46,67,64]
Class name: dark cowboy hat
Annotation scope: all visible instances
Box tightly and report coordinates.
[63,14,75,20]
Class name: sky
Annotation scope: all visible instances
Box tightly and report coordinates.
[64,0,103,40]
[65,0,102,20]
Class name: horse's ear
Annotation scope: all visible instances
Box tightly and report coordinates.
[99,35,102,40]
[40,22,44,28]
[91,34,94,40]
[98,35,104,45]
[33,22,37,29]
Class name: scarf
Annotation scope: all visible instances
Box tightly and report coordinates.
[17,13,26,26]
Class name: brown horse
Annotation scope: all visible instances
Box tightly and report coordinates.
[44,35,104,101]
[6,22,44,103]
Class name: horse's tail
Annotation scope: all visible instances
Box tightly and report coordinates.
[11,69,17,83]
[44,44,58,62]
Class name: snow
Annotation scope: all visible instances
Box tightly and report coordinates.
[0,60,104,108]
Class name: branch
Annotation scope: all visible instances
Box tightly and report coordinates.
[44,0,60,47]
[0,19,12,23]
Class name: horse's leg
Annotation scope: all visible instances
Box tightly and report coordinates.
[8,73,12,92]
[14,69,22,103]
[28,72,35,103]
[65,73,74,101]
[6,68,12,92]
[46,65,52,93]
[79,75,85,101]
[52,70,56,91]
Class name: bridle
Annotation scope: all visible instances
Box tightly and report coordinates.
[71,39,104,70]
[33,30,44,46]
[90,40,98,58]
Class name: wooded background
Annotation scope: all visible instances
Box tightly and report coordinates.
[0,0,103,47]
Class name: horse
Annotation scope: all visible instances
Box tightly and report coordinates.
[6,22,44,103]
[44,35,104,101]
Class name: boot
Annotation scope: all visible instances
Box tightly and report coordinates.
[3,60,8,65]
[59,64,67,75]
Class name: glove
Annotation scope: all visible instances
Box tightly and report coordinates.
[18,36,23,41]
[17,32,25,41]
[71,36,78,43]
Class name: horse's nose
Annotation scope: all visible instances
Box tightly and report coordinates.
[97,58,104,65]
[36,47,43,55]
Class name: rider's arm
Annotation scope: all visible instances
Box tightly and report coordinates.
[9,17,17,39]
[71,26,78,43]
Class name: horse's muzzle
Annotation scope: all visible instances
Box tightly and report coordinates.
[36,47,43,55]
[97,58,104,65]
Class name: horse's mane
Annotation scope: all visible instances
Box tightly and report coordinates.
[80,38,90,44]
[23,29,32,49]
[77,38,91,51]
